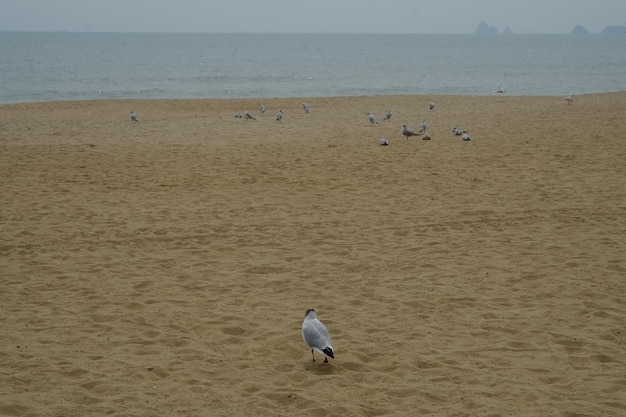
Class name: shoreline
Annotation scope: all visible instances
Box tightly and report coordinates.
[2,90,625,107]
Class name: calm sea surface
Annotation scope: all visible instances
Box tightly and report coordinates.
[1,32,625,103]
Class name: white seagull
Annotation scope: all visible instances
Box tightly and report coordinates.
[462,132,471,141]
[367,112,379,125]
[379,137,389,146]
[383,110,392,121]
[565,95,573,103]
[303,103,310,113]
[130,111,139,122]
[302,308,334,363]
[259,103,266,113]
[243,111,256,121]
[402,123,417,139]
[275,109,283,122]
[418,120,427,134]
[451,127,464,136]
[429,101,435,110]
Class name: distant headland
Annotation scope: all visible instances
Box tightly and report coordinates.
[474,21,626,34]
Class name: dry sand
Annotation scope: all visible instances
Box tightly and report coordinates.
[1,93,625,417]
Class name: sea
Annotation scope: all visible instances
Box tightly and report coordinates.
[1,32,625,104]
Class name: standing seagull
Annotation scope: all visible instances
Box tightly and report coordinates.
[367,112,379,125]
[303,103,310,113]
[302,308,334,363]
[259,103,266,114]
[402,123,417,139]
[275,109,283,122]
[243,111,256,121]
[429,101,435,110]
[130,111,139,122]
[383,110,393,121]
[418,120,428,135]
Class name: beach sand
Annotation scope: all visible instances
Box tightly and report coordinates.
[1,93,625,417]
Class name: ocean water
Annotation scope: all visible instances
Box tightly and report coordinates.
[1,32,625,104]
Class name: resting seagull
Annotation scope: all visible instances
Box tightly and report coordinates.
[451,127,464,136]
[302,308,334,363]
[402,123,417,139]
[367,112,379,125]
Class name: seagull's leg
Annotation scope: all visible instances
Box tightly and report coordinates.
[323,357,329,364]
[311,349,316,362]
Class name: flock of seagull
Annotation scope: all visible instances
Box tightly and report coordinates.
[234,102,309,123]
[130,92,576,148]
[369,100,472,145]
[230,99,474,146]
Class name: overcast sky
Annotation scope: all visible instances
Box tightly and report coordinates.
[1,0,624,34]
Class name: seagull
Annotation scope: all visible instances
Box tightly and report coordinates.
[367,112,379,125]
[451,127,464,136]
[495,86,505,93]
[402,124,417,139]
[259,103,266,113]
[303,103,310,113]
[379,137,389,146]
[243,111,256,121]
[422,132,431,140]
[418,120,427,134]
[383,110,392,121]
[565,95,573,103]
[462,132,471,141]
[130,111,139,122]
[302,308,334,363]
[234,112,243,118]
[275,110,283,122]
[428,101,435,110]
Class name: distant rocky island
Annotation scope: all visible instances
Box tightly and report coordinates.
[475,22,501,34]
[474,21,626,34]
[600,25,626,34]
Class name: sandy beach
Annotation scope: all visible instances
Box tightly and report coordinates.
[1,93,625,417]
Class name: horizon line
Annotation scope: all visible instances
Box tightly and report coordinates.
[0,30,618,35]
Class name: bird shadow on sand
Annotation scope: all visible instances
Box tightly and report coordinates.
[302,361,338,375]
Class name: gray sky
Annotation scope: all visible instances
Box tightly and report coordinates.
[1,0,624,34]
